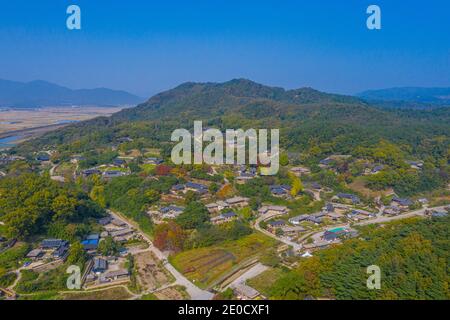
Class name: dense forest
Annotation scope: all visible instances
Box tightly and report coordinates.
[267,216,449,300]
[13,79,450,166]
[0,174,105,240]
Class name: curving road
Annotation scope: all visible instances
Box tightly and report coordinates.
[253,205,448,253]
[107,210,214,300]
[302,205,449,247]
[253,212,304,251]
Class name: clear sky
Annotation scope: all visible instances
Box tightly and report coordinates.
[0,0,449,97]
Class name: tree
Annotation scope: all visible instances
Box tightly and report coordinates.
[239,207,253,221]
[145,189,160,203]
[280,153,289,166]
[90,185,106,208]
[209,182,219,193]
[216,184,233,199]
[176,202,210,229]
[98,236,121,256]
[289,173,304,197]
[129,162,142,173]
[153,221,186,252]
[52,195,78,221]
[184,190,199,204]
[67,242,86,266]
[3,208,39,239]
[155,165,172,176]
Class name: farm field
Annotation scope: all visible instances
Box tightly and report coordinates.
[154,285,190,300]
[134,251,174,291]
[170,233,277,289]
[246,267,286,297]
[61,286,133,300]
[348,176,394,198]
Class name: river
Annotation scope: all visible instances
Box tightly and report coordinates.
[0,135,22,149]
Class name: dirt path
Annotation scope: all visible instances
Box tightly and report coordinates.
[7,268,23,292]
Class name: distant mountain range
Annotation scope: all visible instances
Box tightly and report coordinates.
[357,87,450,109]
[0,79,144,108]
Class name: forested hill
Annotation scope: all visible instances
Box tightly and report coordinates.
[111,79,367,121]
[13,79,450,161]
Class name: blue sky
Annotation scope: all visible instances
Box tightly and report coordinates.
[0,0,449,97]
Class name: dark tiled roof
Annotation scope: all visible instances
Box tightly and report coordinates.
[268,220,285,227]
[222,211,237,218]
[41,239,68,249]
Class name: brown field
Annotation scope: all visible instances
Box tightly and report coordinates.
[154,286,190,300]
[348,176,395,198]
[134,251,174,291]
[0,106,124,135]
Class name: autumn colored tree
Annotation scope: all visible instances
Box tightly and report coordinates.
[155,164,172,176]
[288,172,304,197]
[145,189,160,203]
[216,184,233,199]
[90,185,106,208]
[153,221,186,252]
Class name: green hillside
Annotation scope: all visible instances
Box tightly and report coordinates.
[13,79,450,163]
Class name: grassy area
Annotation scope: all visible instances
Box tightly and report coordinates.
[99,166,128,172]
[61,287,133,300]
[140,292,159,300]
[140,163,156,174]
[54,162,76,176]
[171,233,277,289]
[15,267,68,294]
[246,267,286,297]
[0,224,7,237]
[348,176,393,198]
[18,291,61,300]
[0,272,17,287]
[0,242,30,272]
[144,149,161,157]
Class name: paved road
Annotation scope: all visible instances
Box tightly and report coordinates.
[302,205,448,248]
[354,205,447,226]
[225,263,268,289]
[107,210,214,300]
[253,212,303,251]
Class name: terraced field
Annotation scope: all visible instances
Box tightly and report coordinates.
[170,233,277,288]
